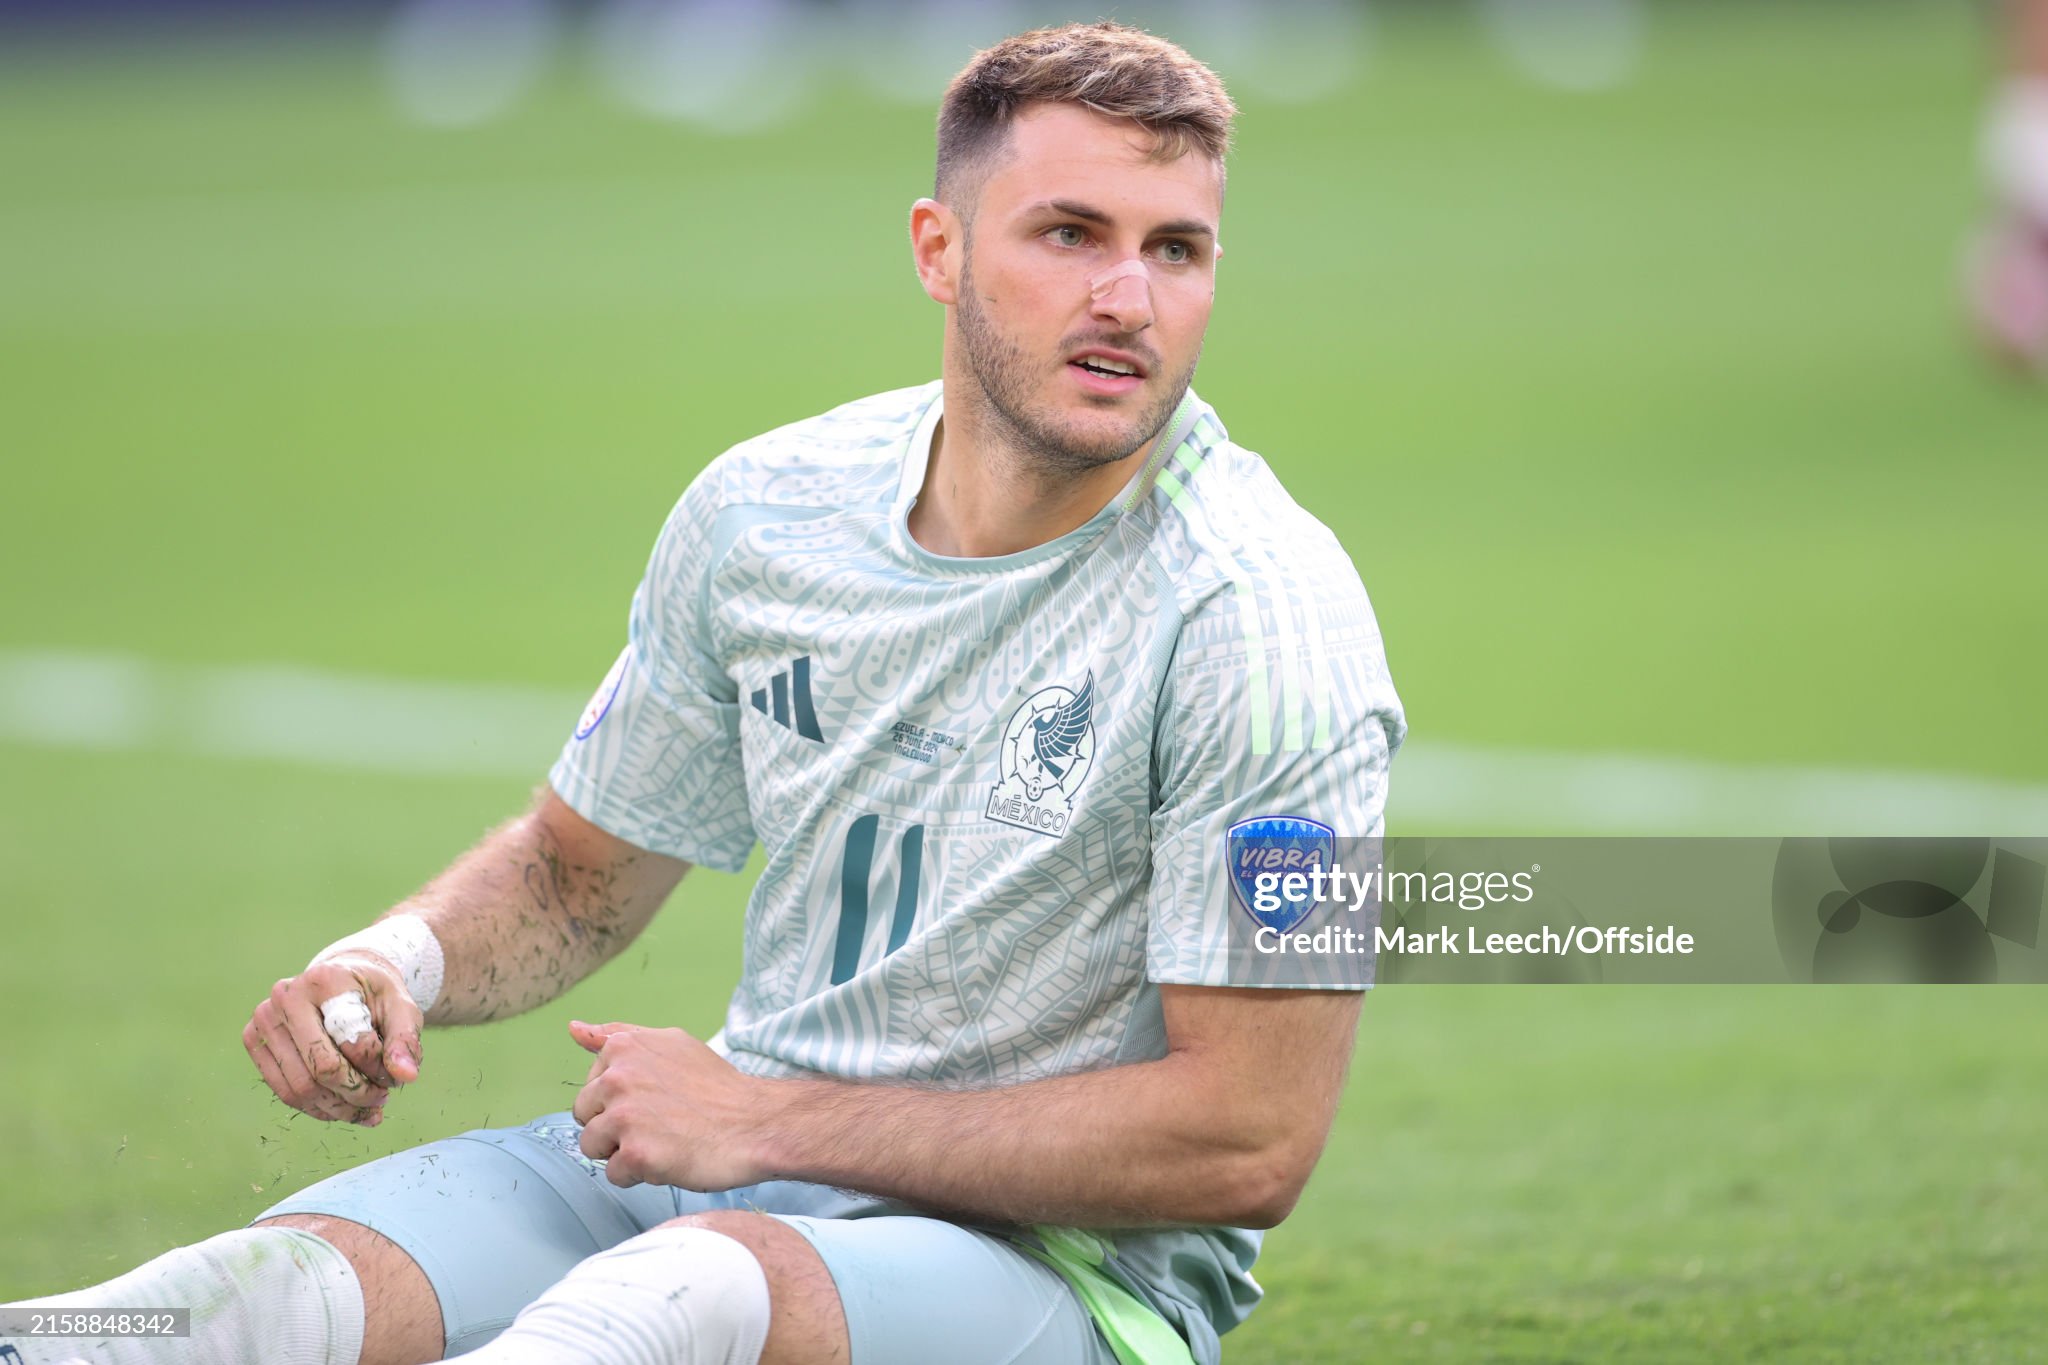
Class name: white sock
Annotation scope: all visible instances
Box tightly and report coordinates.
[1985,78,2048,224]
[0,1228,363,1365]
[462,1227,771,1365]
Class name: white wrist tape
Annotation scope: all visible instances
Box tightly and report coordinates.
[311,913,446,1033]
[1986,79,2048,224]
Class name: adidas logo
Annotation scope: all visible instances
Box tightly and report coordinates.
[751,656,824,742]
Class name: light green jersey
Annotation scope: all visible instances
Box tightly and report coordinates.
[551,380,1404,1362]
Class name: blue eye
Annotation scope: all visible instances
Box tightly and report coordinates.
[1157,241,1191,264]
[1050,225,1086,247]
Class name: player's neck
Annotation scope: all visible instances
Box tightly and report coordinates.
[908,391,1153,560]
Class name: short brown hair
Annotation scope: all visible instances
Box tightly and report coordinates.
[935,22,1236,209]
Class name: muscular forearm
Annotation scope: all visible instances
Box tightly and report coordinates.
[575,987,1358,1231]
[250,792,682,1126]
[396,794,682,1024]
[751,1048,1327,1230]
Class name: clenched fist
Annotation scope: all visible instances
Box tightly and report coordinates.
[569,1019,775,1190]
[242,952,423,1125]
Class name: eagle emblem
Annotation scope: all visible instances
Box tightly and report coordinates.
[986,673,1099,839]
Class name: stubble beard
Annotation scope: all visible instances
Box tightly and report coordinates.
[955,251,1198,480]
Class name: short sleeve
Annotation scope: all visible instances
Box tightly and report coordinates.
[1145,553,1404,987]
[549,465,757,872]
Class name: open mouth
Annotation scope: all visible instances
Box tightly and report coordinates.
[1067,360,1144,396]
[1066,349,1148,395]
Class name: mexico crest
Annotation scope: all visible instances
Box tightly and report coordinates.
[986,674,1097,839]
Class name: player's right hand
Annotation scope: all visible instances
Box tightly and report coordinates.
[241,953,424,1125]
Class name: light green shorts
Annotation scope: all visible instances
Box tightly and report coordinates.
[256,1111,1122,1363]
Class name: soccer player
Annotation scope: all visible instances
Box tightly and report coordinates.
[1,22,1402,1365]
[1970,0,2048,370]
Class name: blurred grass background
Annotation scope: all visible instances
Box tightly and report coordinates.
[2,2,2044,1360]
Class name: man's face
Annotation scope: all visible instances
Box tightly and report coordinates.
[950,102,1222,473]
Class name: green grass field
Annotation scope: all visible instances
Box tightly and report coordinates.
[2,4,2045,1360]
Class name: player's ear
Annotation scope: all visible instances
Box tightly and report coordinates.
[910,197,961,306]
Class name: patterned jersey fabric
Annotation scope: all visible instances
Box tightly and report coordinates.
[550,380,1404,1361]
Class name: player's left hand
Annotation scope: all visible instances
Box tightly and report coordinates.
[568,1019,772,1190]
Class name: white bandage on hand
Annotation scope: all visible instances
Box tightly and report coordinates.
[318,992,377,1046]
[310,914,446,1048]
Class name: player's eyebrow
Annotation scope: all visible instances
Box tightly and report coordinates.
[1028,198,1216,239]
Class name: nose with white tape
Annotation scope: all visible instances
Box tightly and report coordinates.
[1088,257,1152,317]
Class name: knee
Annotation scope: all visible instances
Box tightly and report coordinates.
[660,1209,782,1245]
[249,1215,445,1365]
[648,1213,780,1288]
[655,1212,847,1365]
[252,1213,403,1280]
[655,1211,795,1292]
[251,1213,365,1265]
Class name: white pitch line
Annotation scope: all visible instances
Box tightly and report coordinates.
[2,648,2045,834]
[0,649,575,780]
[1394,740,2048,836]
